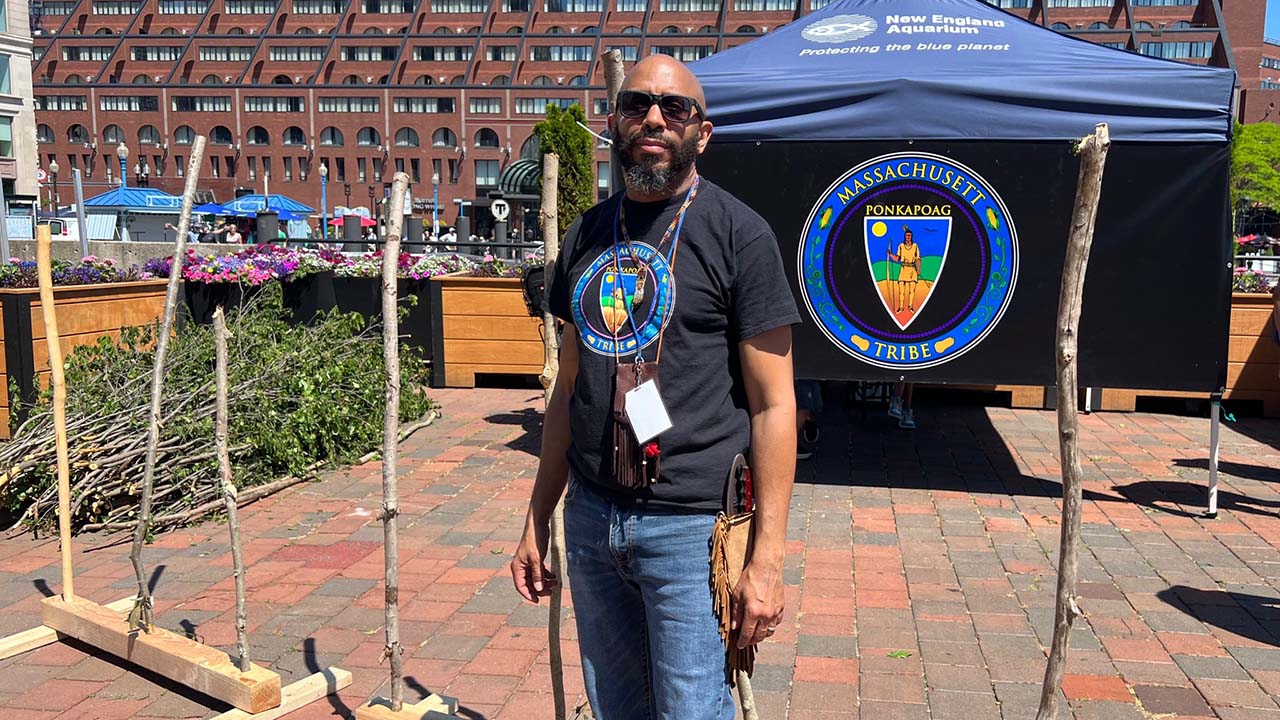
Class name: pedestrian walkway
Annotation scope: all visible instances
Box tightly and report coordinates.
[1,389,1279,719]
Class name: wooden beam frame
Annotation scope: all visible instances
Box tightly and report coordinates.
[354,693,459,720]
[0,596,134,661]
[212,667,352,720]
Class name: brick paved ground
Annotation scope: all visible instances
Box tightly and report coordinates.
[2,388,1280,719]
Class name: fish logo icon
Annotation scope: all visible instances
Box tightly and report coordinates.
[801,14,878,44]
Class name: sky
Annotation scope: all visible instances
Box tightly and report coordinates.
[1270,0,1280,40]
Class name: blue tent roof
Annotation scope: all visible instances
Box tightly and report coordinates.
[83,186,183,212]
[224,194,315,214]
[689,0,1235,143]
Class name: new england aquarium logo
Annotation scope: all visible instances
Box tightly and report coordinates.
[571,242,676,358]
[801,14,879,43]
[798,153,1018,370]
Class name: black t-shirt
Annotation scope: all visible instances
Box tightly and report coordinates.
[547,179,800,512]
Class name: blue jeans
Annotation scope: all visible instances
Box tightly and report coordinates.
[564,477,734,720]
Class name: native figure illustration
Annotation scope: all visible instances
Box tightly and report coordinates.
[865,218,951,331]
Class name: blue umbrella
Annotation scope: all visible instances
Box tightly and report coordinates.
[194,202,230,214]
[274,210,305,222]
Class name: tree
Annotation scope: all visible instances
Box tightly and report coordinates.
[1231,122,1280,232]
[533,104,595,241]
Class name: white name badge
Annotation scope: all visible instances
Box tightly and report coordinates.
[624,379,673,445]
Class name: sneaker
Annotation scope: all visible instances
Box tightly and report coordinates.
[899,409,916,430]
[801,419,820,445]
[888,397,903,420]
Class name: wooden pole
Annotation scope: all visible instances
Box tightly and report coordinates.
[602,49,625,196]
[129,136,207,633]
[379,172,411,712]
[1035,122,1110,720]
[538,153,568,720]
[212,306,249,672]
[36,224,73,602]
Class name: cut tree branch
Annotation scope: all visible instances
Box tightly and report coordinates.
[213,306,250,672]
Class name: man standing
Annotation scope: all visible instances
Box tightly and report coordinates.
[511,55,799,719]
[889,225,921,313]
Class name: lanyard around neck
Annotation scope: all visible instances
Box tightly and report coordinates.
[610,175,700,365]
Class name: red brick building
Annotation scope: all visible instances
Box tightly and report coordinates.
[27,0,1262,230]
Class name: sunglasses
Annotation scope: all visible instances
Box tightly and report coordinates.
[616,90,705,124]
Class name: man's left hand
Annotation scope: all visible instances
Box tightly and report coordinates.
[731,557,785,649]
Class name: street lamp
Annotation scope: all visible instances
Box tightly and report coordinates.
[344,182,351,209]
[318,162,328,242]
[117,143,130,188]
[431,172,440,240]
[368,185,376,236]
[49,159,59,212]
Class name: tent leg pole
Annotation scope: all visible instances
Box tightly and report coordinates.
[1206,393,1221,519]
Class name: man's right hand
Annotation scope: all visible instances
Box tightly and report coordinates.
[511,512,557,604]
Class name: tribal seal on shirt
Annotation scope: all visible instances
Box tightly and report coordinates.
[571,242,676,357]
[799,152,1018,370]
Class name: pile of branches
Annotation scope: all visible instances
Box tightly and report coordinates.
[0,283,434,535]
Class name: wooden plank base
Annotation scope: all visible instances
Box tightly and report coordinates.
[41,595,282,713]
[0,596,134,661]
[354,693,460,719]
[212,667,352,720]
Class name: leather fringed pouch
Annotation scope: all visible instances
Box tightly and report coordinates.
[710,453,756,683]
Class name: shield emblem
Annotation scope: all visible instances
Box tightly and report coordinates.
[599,269,639,335]
[864,217,951,331]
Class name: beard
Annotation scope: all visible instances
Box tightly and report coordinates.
[617,128,699,196]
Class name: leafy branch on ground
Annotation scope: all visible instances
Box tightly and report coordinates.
[0,282,433,535]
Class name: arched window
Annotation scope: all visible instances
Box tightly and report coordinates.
[569,75,587,86]
[433,26,452,34]
[247,126,270,145]
[623,25,641,34]
[1134,21,1153,30]
[547,25,564,33]
[395,127,419,147]
[272,74,293,84]
[174,125,195,145]
[228,27,246,34]
[103,124,124,143]
[450,74,466,85]
[520,134,539,160]
[735,25,756,33]
[95,27,114,34]
[582,26,597,34]
[467,25,480,33]
[414,74,435,85]
[531,75,553,86]
[202,74,223,84]
[474,128,500,148]
[343,74,362,85]
[491,74,509,85]
[67,124,90,144]
[321,127,344,146]
[1088,21,1110,30]
[138,124,161,145]
[133,74,155,84]
[296,27,317,34]
[378,74,389,84]
[661,25,680,34]
[697,25,715,33]
[160,27,179,35]
[507,26,523,33]
[357,127,381,146]
[210,126,234,145]
[283,126,306,145]
[1050,22,1070,30]
[432,128,458,147]
[65,74,84,84]
[363,27,383,34]
[37,124,55,144]
[1170,20,1192,29]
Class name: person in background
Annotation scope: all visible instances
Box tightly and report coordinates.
[224,223,243,245]
[888,381,915,430]
[796,379,822,460]
[164,221,200,245]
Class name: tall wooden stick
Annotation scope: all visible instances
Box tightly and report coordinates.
[129,136,207,633]
[538,153,569,720]
[1036,123,1110,720]
[36,224,73,602]
[213,306,249,672]
[379,172,411,712]
[602,49,625,195]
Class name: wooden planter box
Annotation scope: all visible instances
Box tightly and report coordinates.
[430,275,543,387]
[1,280,168,438]
[1102,292,1279,416]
